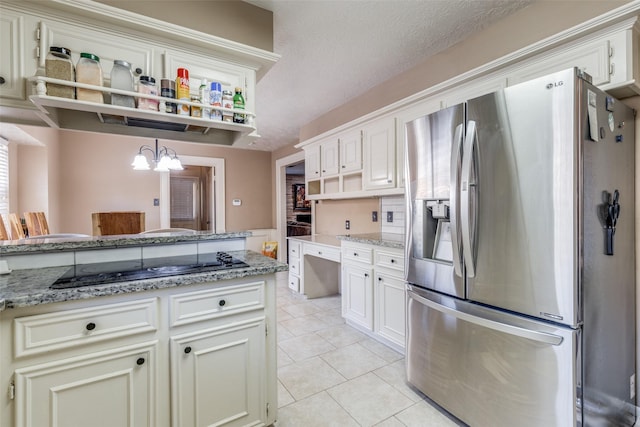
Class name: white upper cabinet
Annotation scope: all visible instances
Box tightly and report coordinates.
[363,116,396,190]
[339,129,362,173]
[305,144,321,179]
[321,138,340,176]
[0,10,35,103]
[0,0,278,146]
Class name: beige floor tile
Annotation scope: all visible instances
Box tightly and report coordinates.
[277,307,294,321]
[373,359,423,402]
[316,324,367,348]
[277,347,294,367]
[278,333,336,361]
[359,336,404,363]
[311,295,342,310]
[278,380,295,408]
[277,324,295,342]
[279,314,331,336]
[321,342,387,379]
[374,416,406,427]
[394,400,461,426]
[282,301,324,318]
[274,391,360,427]
[327,372,414,426]
[278,356,346,400]
[312,308,346,326]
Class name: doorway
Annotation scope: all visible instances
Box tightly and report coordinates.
[160,156,225,232]
[276,151,311,263]
[169,166,212,230]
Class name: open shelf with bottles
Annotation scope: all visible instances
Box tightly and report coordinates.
[28,76,259,147]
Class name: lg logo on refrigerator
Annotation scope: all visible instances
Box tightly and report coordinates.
[546,81,564,89]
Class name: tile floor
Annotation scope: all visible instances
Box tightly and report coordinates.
[273,271,462,427]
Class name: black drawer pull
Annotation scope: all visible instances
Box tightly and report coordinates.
[136,357,145,366]
[184,346,192,354]
[86,322,96,331]
[0,77,5,85]
[219,299,226,307]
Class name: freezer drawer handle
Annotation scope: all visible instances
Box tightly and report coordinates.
[409,290,564,346]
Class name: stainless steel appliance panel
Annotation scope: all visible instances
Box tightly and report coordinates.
[406,286,580,427]
[580,80,636,425]
[405,104,465,298]
[464,68,580,326]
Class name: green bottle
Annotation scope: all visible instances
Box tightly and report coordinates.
[233,87,245,124]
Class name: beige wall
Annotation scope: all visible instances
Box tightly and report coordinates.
[314,198,380,236]
[95,0,273,52]
[14,127,273,235]
[299,0,631,141]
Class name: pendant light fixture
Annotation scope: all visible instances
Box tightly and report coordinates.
[131,139,183,172]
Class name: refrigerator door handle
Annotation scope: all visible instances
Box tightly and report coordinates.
[408,289,564,346]
[461,120,477,278]
[450,123,464,277]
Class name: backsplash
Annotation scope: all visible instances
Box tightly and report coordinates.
[381,195,405,235]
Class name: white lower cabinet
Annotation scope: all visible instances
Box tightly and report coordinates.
[1,276,277,427]
[342,263,374,330]
[341,242,406,352]
[170,318,265,427]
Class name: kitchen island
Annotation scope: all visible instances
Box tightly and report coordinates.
[0,231,286,427]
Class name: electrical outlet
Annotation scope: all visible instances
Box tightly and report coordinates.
[372,211,378,222]
[386,211,393,222]
[345,220,350,230]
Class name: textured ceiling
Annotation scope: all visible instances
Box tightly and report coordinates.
[247,0,534,151]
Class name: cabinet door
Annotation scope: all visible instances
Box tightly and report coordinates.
[506,37,611,87]
[342,263,373,330]
[0,9,27,101]
[363,116,396,190]
[305,144,321,179]
[321,139,340,176]
[38,20,154,85]
[339,129,362,173]
[375,272,406,349]
[171,318,265,427]
[163,49,254,114]
[14,342,157,427]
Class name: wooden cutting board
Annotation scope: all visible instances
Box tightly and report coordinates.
[92,212,145,236]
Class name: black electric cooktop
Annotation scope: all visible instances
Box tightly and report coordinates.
[51,252,249,289]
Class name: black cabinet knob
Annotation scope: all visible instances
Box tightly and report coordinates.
[219,299,226,307]
[134,67,143,75]
[136,357,145,366]
[390,259,396,263]
[378,277,382,281]
[86,322,96,331]
[364,273,369,278]
[0,77,5,84]
[184,346,192,354]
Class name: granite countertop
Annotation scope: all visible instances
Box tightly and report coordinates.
[0,250,287,311]
[0,231,251,255]
[287,234,342,248]
[337,233,405,249]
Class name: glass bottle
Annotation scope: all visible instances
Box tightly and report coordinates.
[45,47,74,99]
[110,59,135,108]
[233,87,245,124]
[76,53,104,103]
[222,90,233,122]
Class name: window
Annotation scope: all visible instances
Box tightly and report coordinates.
[170,176,198,221]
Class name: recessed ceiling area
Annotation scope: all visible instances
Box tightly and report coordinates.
[247,0,535,151]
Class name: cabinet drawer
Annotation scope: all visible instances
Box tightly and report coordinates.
[288,257,300,276]
[303,243,341,262]
[342,244,373,264]
[288,240,302,259]
[288,274,299,292]
[375,249,405,273]
[14,298,158,358]
[170,281,265,327]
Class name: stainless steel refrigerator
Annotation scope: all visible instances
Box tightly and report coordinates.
[404,68,636,426]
